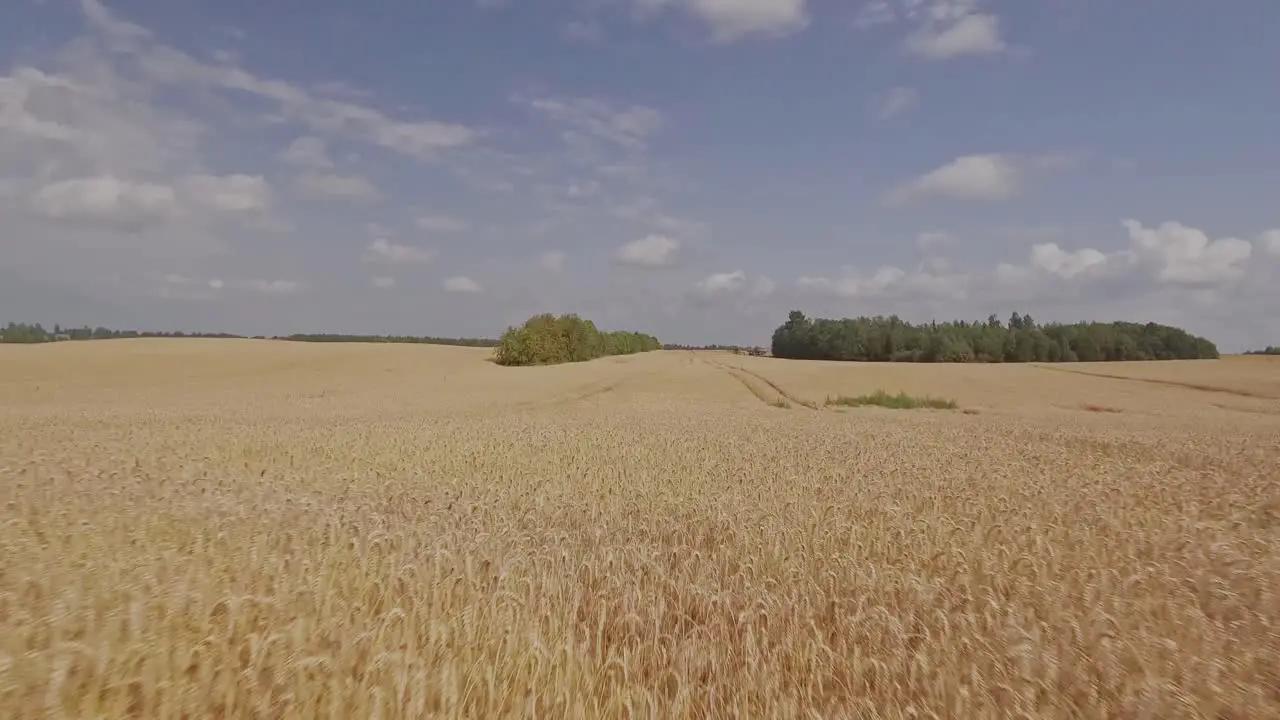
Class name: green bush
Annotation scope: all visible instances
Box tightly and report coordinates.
[492,313,660,366]
[826,390,958,410]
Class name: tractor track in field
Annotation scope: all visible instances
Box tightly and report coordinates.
[702,358,814,410]
[1033,364,1277,400]
[722,360,819,409]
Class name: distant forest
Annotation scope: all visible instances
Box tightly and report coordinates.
[1245,346,1280,356]
[771,311,1220,362]
[661,343,751,351]
[276,334,498,347]
[0,323,497,347]
[1,317,1244,362]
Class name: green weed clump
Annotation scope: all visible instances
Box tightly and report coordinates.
[826,390,958,410]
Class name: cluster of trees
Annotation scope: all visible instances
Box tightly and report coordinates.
[771,311,1220,363]
[278,333,497,347]
[1245,346,1280,356]
[493,313,661,366]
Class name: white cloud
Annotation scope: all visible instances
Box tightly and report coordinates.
[681,0,810,41]
[414,213,471,233]
[916,230,955,252]
[696,269,775,296]
[875,86,919,120]
[26,173,271,231]
[798,264,969,301]
[854,1,895,28]
[1029,243,1110,280]
[30,175,178,229]
[296,172,380,201]
[1122,219,1252,286]
[697,269,746,293]
[280,136,333,168]
[885,154,1021,205]
[251,279,300,295]
[521,94,663,150]
[905,12,1005,58]
[856,1,1006,60]
[1259,229,1280,256]
[364,238,434,264]
[180,173,272,212]
[539,250,566,271]
[616,233,680,267]
[563,20,603,42]
[372,276,395,289]
[80,0,476,162]
[991,219,1259,296]
[207,278,224,289]
[443,275,482,293]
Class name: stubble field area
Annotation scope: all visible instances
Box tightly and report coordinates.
[1,340,1278,718]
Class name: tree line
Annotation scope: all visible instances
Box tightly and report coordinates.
[0,322,246,343]
[0,322,497,347]
[277,334,497,347]
[771,311,1220,363]
[1245,346,1280,356]
[493,313,661,366]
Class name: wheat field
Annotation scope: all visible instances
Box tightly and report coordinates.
[1,340,1278,718]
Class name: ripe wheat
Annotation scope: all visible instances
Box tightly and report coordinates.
[1,341,1277,718]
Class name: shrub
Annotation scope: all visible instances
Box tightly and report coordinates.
[493,313,660,366]
[826,390,959,410]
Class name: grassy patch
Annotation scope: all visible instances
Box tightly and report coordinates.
[769,397,792,409]
[826,390,959,410]
[1081,403,1123,413]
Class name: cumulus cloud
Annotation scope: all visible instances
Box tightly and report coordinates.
[684,0,809,41]
[180,174,272,212]
[798,263,969,301]
[1002,222,1255,292]
[26,173,272,231]
[364,238,434,264]
[859,1,1007,59]
[905,12,1005,58]
[443,275,482,293]
[1261,230,1280,256]
[563,19,603,42]
[280,136,333,168]
[875,86,919,120]
[251,279,300,295]
[80,1,476,162]
[696,270,775,296]
[1122,219,1252,286]
[1028,243,1111,280]
[885,154,1022,205]
[916,231,955,252]
[29,175,178,229]
[414,213,471,233]
[616,234,681,267]
[1,0,473,291]
[797,218,1271,314]
[627,0,808,41]
[519,94,663,150]
[538,250,566,271]
[296,172,380,201]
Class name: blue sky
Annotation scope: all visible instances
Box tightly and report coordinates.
[1,0,1278,349]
